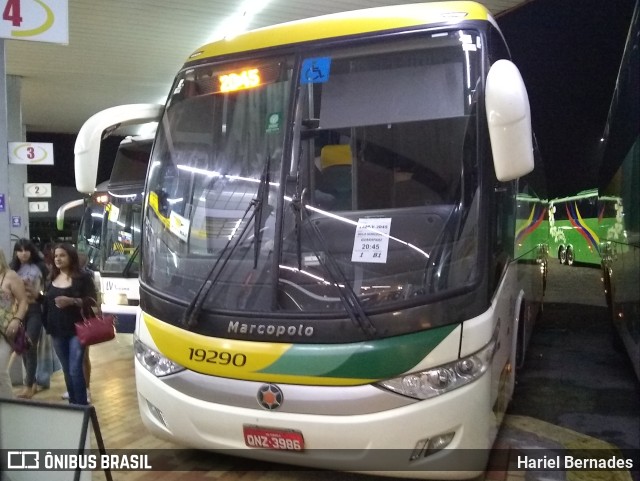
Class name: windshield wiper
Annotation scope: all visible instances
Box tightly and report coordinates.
[289,194,377,337]
[290,183,304,270]
[122,245,139,277]
[181,157,272,329]
[253,155,271,268]
[181,199,259,328]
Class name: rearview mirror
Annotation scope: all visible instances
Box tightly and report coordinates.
[485,60,534,181]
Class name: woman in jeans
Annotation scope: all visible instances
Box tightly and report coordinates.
[42,243,96,405]
[10,239,47,398]
[0,248,28,398]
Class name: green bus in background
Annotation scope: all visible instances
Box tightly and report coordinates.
[515,191,548,262]
[548,188,616,267]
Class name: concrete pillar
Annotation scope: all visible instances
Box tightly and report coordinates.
[0,40,28,257]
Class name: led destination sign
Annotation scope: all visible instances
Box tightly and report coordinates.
[220,68,260,92]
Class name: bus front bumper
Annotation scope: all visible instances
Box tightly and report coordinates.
[134,361,496,479]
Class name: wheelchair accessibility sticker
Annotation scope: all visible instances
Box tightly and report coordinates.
[301,57,331,84]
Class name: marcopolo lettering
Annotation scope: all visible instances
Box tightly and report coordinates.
[228,321,314,338]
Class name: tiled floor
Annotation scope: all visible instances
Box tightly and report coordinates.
[9,335,533,481]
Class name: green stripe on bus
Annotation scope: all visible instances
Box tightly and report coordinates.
[258,323,458,379]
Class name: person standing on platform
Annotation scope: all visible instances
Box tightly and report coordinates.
[32,241,61,391]
[42,244,96,405]
[10,239,47,398]
[0,248,29,399]
[61,252,95,402]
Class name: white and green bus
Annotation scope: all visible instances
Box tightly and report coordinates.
[75,2,546,476]
[74,110,160,331]
[598,0,639,381]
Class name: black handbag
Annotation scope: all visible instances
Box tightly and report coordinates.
[6,321,32,355]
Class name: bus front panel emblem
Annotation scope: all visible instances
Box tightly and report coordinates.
[257,384,283,410]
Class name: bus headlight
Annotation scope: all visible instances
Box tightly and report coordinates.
[134,337,185,377]
[376,340,495,400]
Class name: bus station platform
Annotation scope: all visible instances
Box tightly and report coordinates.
[9,262,639,481]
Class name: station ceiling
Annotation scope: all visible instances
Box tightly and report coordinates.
[6,0,528,135]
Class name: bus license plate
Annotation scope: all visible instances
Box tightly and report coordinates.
[243,425,304,451]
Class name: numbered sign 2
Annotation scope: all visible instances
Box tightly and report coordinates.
[24,183,51,198]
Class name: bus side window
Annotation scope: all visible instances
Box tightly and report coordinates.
[491,181,516,289]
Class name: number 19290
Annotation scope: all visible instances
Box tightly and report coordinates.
[188,348,247,367]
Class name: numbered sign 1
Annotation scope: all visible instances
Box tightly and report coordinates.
[28,201,49,213]
[0,0,68,44]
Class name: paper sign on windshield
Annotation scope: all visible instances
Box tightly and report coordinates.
[170,211,190,242]
[351,218,391,264]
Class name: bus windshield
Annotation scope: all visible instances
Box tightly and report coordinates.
[143,31,482,316]
[101,196,143,275]
[77,200,105,271]
[99,137,150,276]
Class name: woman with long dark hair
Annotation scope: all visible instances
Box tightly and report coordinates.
[42,243,96,405]
[10,238,47,398]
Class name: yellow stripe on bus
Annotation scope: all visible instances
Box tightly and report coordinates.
[188,2,489,62]
[574,202,600,245]
[142,312,375,385]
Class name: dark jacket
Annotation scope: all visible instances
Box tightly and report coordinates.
[42,271,97,338]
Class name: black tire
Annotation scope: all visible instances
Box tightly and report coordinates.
[515,302,528,369]
[558,245,566,264]
[566,246,574,266]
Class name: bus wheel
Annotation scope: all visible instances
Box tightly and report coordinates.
[558,246,566,264]
[566,246,574,266]
[515,302,527,369]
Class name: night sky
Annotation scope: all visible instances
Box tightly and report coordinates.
[27,0,636,201]
[498,0,635,198]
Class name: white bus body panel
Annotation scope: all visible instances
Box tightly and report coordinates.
[74,103,163,194]
[95,272,140,327]
[134,264,528,477]
[99,276,139,305]
[135,365,492,478]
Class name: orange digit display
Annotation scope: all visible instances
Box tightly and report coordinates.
[220,68,260,92]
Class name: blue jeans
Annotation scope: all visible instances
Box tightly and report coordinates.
[52,335,88,405]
